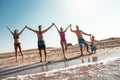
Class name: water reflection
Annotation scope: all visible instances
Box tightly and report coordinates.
[82,58,85,63]
[92,56,98,62]
[41,64,49,72]
[64,61,69,67]
[0,54,100,79]
[81,56,98,63]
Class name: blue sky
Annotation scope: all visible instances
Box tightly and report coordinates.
[0,0,120,53]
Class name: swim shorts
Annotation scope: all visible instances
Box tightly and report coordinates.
[14,43,20,47]
[78,39,88,48]
[38,40,46,50]
[90,45,96,51]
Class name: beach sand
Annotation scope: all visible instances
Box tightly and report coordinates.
[8,57,120,80]
[0,37,120,80]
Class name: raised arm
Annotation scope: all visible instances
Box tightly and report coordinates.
[54,23,60,32]
[19,27,26,35]
[42,23,54,33]
[90,35,92,40]
[70,24,75,32]
[82,31,91,36]
[6,26,14,34]
[93,36,99,42]
[25,25,37,33]
[64,24,70,32]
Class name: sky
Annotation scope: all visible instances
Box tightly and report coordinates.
[0,0,120,53]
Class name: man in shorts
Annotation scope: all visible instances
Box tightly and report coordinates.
[70,25,91,55]
[26,23,54,62]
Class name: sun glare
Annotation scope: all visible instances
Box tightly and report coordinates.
[64,0,96,13]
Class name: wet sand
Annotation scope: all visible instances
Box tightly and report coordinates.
[7,57,120,80]
[0,37,120,80]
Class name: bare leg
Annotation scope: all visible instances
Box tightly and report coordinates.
[86,46,90,54]
[80,47,83,55]
[14,45,18,62]
[61,43,66,59]
[39,50,42,62]
[19,45,24,61]
[65,41,67,52]
[44,50,47,62]
[94,49,96,54]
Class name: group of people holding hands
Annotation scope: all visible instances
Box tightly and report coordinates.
[7,23,97,62]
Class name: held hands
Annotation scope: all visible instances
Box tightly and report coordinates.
[89,34,92,36]
[25,25,27,28]
[50,23,55,27]
[52,23,57,27]
[52,23,55,26]
[52,23,56,27]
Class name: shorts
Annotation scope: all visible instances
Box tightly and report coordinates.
[90,45,96,52]
[78,39,88,48]
[14,43,20,47]
[38,40,46,50]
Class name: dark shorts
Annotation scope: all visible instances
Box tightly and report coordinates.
[90,45,96,51]
[78,39,88,48]
[38,40,46,50]
[14,43,20,47]
[38,44,46,50]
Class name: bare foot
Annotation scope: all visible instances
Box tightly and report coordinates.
[22,57,24,62]
[81,53,84,56]
[87,51,91,54]
[40,60,42,63]
[64,56,67,59]
[90,52,94,54]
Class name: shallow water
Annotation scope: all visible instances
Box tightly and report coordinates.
[0,53,120,80]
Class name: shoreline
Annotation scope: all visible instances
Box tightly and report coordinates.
[2,54,120,80]
[1,37,120,70]
[1,37,120,79]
